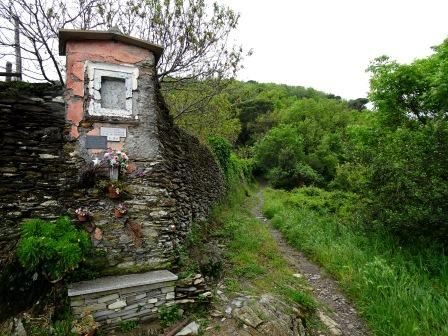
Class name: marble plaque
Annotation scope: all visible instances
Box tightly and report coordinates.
[100,127,127,142]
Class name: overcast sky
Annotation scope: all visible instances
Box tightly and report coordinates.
[220,0,448,100]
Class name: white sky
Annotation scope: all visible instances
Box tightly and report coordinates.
[219,0,448,99]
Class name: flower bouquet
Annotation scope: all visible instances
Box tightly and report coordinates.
[103,149,129,180]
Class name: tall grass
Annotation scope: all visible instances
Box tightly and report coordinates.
[207,155,320,316]
[210,189,320,315]
[263,187,448,336]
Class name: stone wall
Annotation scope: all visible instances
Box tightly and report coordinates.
[68,270,177,329]
[0,83,81,268]
[0,81,225,272]
[156,93,226,242]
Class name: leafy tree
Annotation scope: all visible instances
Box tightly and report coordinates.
[254,124,321,189]
[368,40,448,128]
[0,0,248,118]
[167,81,241,143]
[348,98,369,111]
[276,98,363,182]
[335,40,448,240]
[226,80,330,146]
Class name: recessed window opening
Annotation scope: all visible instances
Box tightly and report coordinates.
[101,76,126,110]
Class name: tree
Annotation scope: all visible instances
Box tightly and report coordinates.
[0,0,248,117]
[167,80,241,144]
[226,80,330,146]
[348,98,369,111]
[254,124,321,189]
[275,98,363,183]
[368,41,448,128]
[336,40,448,240]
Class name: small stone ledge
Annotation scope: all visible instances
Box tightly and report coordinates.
[68,270,178,329]
[68,270,178,296]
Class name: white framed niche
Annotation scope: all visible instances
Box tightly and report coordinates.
[86,61,139,119]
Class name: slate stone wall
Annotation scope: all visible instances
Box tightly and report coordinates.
[156,92,226,243]
[68,270,177,330]
[0,82,225,272]
[0,84,82,269]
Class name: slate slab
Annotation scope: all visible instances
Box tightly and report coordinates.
[68,270,178,296]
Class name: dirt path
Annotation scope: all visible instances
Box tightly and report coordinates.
[251,190,370,336]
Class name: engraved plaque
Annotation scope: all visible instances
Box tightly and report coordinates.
[85,135,108,149]
[100,127,127,142]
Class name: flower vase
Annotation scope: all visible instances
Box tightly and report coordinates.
[107,185,120,199]
[77,214,89,222]
[109,166,119,180]
[114,209,125,218]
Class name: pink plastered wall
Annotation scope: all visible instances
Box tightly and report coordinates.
[64,40,151,139]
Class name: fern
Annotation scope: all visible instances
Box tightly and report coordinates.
[16,217,91,281]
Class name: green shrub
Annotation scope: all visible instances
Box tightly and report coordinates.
[208,135,233,172]
[159,304,183,328]
[16,216,91,281]
[288,187,358,218]
[254,124,321,189]
[119,320,139,332]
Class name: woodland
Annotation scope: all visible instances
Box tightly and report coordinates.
[172,40,448,335]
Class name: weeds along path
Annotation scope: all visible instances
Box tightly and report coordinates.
[251,189,370,336]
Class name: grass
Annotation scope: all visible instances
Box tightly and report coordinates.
[263,187,448,336]
[118,320,139,332]
[210,185,319,314]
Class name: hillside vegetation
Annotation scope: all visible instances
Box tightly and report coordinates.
[176,38,448,335]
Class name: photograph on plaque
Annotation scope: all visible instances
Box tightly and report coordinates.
[85,135,108,149]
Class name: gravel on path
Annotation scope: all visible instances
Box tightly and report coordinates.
[251,190,370,336]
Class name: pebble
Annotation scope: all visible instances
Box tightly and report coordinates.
[175,321,199,336]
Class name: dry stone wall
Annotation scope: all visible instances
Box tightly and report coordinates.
[68,270,177,329]
[0,84,81,268]
[0,82,225,272]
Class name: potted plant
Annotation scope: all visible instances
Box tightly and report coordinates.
[107,184,121,199]
[75,207,90,222]
[126,162,137,174]
[114,203,127,218]
[103,149,129,180]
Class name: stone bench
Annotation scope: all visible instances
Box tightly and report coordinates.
[68,270,178,329]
